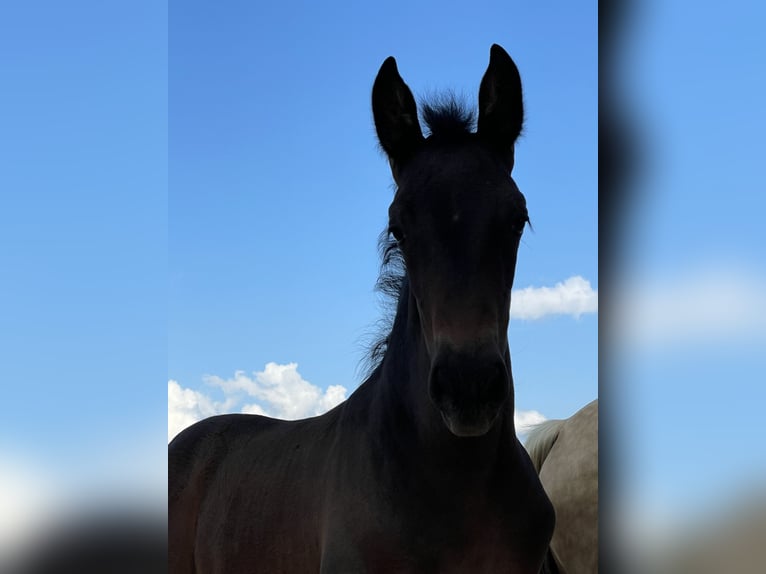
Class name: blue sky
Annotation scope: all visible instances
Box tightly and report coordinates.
[1,3,166,455]
[1,1,167,547]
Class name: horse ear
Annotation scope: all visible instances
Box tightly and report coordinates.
[372,57,424,165]
[477,44,524,167]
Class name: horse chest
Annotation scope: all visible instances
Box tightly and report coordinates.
[321,473,552,574]
[322,521,543,574]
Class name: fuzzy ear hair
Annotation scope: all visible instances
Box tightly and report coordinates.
[372,57,424,164]
[477,44,524,167]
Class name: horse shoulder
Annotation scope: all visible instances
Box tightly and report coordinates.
[168,414,283,573]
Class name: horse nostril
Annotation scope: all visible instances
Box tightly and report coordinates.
[428,363,447,402]
[427,350,510,437]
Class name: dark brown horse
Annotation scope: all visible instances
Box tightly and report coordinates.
[169,44,554,573]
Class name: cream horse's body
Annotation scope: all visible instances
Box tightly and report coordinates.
[525,400,598,574]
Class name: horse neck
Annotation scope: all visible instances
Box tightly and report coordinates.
[374,279,519,471]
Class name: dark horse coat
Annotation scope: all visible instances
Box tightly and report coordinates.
[169,45,554,574]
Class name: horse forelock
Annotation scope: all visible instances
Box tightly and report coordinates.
[420,94,476,140]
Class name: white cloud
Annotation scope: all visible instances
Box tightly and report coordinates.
[168,363,348,442]
[241,402,268,416]
[319,384,349,413]
[511,276,598,320]
[615,265,766,348]
[514,409,548,435]
[206,363,347,420]
[167,379,234,442]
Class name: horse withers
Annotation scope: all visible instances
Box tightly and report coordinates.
[169,44,554,574]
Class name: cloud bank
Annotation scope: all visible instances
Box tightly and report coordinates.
[511,275,598,320]
[168,363,347,441]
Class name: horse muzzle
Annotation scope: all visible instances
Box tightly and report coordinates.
[428,349,510,437]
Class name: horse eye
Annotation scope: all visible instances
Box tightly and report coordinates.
[506,221,524,238]
[389,225,405,243]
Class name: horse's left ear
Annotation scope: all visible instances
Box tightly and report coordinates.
[477,44,524,168]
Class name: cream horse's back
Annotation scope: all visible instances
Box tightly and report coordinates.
[526,400,598,574]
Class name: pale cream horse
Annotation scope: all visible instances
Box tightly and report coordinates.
[525,400,598,574]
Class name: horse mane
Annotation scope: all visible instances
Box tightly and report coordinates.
[358,231,405,379]
[359,95,475,380]
[524,419,565,473]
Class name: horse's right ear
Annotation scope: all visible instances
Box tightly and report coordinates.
[372,57,424,166]
[477,44,524,168]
